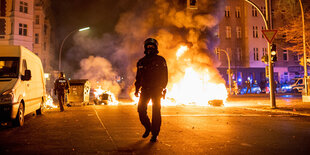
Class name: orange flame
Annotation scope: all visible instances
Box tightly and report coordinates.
[131,45,228,106]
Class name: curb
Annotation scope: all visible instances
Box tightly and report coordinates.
[242,107,310,117]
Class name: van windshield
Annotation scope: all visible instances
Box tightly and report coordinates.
[0,57,19,78]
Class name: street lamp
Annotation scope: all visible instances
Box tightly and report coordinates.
[217,48,232,95]
[58,27,90,71]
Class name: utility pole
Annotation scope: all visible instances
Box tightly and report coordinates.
[265,0,276,108]
[245,0,276,108]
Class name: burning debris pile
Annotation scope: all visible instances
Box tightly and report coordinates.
[45,95,58,109]
[70,0,227,106]
[93,86,118,105]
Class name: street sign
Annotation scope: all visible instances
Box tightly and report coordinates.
[262,30,277,43]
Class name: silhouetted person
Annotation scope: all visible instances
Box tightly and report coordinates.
[246,79,251,93]
[134,38,168,142]
[54,72,69,112]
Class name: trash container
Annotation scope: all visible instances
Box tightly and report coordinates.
[68,79,90,105]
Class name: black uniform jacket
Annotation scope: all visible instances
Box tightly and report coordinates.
[54,78,69,94]
[135,54,168,92]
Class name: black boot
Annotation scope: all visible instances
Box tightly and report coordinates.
[150,135,157,142]
[142,129,151,138]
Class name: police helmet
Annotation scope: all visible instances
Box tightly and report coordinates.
[144,38,158,49]
[59,72,65,78]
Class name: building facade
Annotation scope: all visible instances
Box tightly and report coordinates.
[0,0,51,71]
[216,0,306,87]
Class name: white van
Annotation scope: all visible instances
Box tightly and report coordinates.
[290,78,304,93]
[0,45,46,126]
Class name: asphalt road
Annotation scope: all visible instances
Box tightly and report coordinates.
[0,98,310,154]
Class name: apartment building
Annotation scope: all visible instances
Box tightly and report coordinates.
[216,0,305,86]
[0,0,51,71]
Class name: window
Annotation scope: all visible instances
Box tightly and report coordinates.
[19,1,28,14]
[262,26,265,38]
[261,6,266,15]
[225,6,230,17]
[235,7,241,18]
[35,33,39,44]
[35,15,40,24]
[262,48,267,56]
[0,19,5,35]
[283,50,288,61]
[226,26,231,39]
[236,48,242,61]
[19,23,27,36]
[252,6,257,17]
[0,0,7,16]
[236,26,242,39]
[254,48,259,61]
[253,26,258,38]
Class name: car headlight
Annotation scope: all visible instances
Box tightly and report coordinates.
[0,90,14,103]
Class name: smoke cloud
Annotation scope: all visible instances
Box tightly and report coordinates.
[66,0,226,98]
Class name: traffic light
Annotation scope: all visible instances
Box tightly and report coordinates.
[188,0,198,9]
[270,44,277,62]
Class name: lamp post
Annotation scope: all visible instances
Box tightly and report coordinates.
[217,48,232,94]
[58,27,90,71]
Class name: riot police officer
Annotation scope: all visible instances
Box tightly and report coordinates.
[54,72,69,112]
[134,38,168,142]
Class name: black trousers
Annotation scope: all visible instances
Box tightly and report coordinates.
[138,89,162,136]
[57,93,65,112]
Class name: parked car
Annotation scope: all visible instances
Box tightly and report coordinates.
[239,84,262,94]
[0,45,46,126]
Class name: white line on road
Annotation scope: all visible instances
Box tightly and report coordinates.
[92,105,118,151]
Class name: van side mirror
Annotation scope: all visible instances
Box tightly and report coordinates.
[22,70,31,81]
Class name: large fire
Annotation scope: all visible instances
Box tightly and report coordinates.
[131,45,228,106]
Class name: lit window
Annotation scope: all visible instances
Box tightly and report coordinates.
[225,6,230,17]
[236,26,242,39]
[226,26,231,39]
[235,7,241,18]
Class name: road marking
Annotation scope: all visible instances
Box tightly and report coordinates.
[161,114,290,117]
[92,105,118,151]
